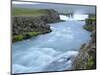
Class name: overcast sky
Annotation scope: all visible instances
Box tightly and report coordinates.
[12,1,41,4]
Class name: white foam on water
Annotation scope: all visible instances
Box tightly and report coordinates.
[41,50,78,71]
[12,64,28,73]
[12,47,60,73]
[12,46,78,73]
[52,50,78,62]
[12,19,91,73]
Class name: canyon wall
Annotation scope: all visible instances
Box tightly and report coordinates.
[72,18,96,70]
[72,30,96,70]
[12,9,60,35]
[12,9,60,42]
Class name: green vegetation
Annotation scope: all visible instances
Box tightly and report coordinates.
[25,32,41,37]
[12,7,60,42]
[12,7,49,16]
[13,34,24,42]
[83,25,95,31]
[81,23,96,69]
[83,18,96,31]
[13,32,41,42]
[85,18,96,25]
[85,56,95,69]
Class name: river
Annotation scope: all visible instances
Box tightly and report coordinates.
[12,15,91,73]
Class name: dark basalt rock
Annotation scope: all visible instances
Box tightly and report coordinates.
[72,30,96,70]
[12,9,60,40]
[72,17,96,70]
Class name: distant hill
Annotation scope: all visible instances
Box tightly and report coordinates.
[12,2,96,14]
[12,7,49,16]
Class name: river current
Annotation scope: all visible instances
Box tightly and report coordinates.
[12,15,91,73]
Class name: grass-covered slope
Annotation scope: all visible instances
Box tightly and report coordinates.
[12,7,60,42]
[13,32,41,42]
[12,8,47,42]
[12,7,49,16]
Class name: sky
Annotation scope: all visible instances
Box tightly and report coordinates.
[12,1,41,4]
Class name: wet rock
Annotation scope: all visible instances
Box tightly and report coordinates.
[72,30,96,70]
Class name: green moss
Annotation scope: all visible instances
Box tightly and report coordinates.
[13,32,41,42]
[24,32,41,37]
[85,56,94,69]
[84,18,96,31]
[85,18,96,24]
[83,25,95,31]
[13,35,24,42]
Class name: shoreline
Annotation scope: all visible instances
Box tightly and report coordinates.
[72,18,96,70]
[12,9,60,42]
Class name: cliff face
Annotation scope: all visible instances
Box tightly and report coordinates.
[12,16,51,35]
[41,9,60,23]
[72,30,96,70]
[83,18,96,31]
[12,9,60,42]
[72,18,96,70]
[12,9,60,35]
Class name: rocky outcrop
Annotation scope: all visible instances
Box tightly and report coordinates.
[12,9,60,35]
[12,16,52,35]
[83,18,96,31]
[72,18,96,70]
[41,9,60,23]
[72,30,96,70]
[12,9,60,42]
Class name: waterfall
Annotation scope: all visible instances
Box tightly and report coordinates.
[59,14,88,21]
[59,15,69,21]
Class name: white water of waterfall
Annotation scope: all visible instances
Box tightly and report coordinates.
[60,14,88,20]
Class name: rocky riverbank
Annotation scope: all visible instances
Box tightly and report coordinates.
[72,18,96,70]
[12,9,60,42]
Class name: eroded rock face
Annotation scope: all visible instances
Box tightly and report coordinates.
[12,9,60,35]
[72,30,96,70]
[12,16,51,35]
[72,17,96,70]
[42,9,60,23]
